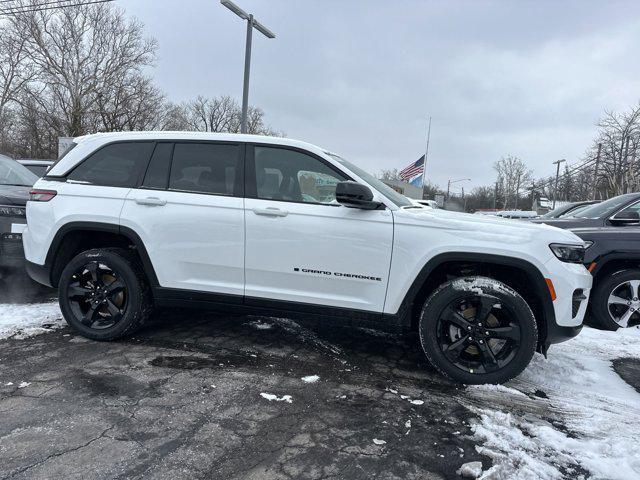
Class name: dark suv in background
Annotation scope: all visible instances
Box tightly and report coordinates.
[537,193,640,330]
[0,155,38,270]
[537,200,599,220]
[533,193,640,229]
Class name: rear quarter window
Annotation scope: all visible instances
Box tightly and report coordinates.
[67,142,155,188]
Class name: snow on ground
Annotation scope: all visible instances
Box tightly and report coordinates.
[260,392,293,403]
[464,326,640,480]
[0,302,63,340]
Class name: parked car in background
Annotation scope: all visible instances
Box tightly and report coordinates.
[572,226,640,330]
[23,131,592,384]
[497,210,539,219]
[537,200,600,220]
[533,193,640,229]
[0,155,38,269]
[17,159,55,177]
[412,199,439,208]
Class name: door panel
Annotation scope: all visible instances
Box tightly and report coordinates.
[121,190,244,295]
[243,145,393,312]
[120,141,245,296]
[244,198,393,311]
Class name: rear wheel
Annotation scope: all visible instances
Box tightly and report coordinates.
[58,248,151,340]
[590,269,640,330]
[419,276,538,384]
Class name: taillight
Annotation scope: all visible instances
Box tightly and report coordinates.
[29,189,57,202]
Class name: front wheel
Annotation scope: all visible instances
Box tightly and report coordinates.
[590,269,640,330]
[58,248,152,341]
[419,276,538,384]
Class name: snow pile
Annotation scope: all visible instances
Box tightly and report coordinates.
[457,461,483,479]
[466,326,640,479]
[260,392,293,403]
[301,375,320,383]
[0,302,63,340]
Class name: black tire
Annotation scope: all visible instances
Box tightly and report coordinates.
[590,269,640,331]
[418,276,538,385]
[58,248,152,341]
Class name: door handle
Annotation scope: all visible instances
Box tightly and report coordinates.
[253,207,288,217]
[134,197,167,206]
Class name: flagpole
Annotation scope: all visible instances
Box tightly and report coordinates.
[422,116,432,199]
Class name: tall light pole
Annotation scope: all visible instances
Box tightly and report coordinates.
[220,0,275,134]
[446,178,471,200]
[552,159,566,209]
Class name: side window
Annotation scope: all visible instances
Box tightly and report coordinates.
[67,142,154,187]
[617,201,640,217]
[142,143,173,189]
[253,147,347,204]
[169,143,240,196]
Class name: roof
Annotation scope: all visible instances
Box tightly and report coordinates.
[73,131,328,157]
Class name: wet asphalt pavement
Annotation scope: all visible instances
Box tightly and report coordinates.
[0,280,489,480]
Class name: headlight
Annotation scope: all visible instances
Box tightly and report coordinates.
[549,243,586,263]
[0,206,25,217]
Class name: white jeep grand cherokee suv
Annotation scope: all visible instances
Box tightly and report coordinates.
[23,132,592,384]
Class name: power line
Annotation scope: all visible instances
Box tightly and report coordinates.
[0,0,114,15]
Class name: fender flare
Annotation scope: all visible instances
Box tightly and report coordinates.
[45,221,159,287]
[395,252,556,339]
[589,252,640,277]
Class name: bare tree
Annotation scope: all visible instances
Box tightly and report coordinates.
[0,18,36,152]
[378,168,402,181]
[9,1,157,144]
[493,155,532,209]
[181,95,279,135]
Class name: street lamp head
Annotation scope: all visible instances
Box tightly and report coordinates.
[253,19,276,38]
[220,0,276,38]
[220,0,249,20]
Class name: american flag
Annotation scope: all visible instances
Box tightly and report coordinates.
[399,155,425,182]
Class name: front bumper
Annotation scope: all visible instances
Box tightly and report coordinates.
[542,258,592,349]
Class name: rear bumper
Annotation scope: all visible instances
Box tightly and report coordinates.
[25,260,53,287]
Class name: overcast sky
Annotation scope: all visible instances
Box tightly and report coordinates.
[119,0,640,191]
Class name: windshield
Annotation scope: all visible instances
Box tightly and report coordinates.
[0,157,39,186]
[573,194,637,219]
[560,204,593,218]
[326,153,413,207]
[540,205,571,219]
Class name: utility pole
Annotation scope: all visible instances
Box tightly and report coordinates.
[493,181,498,210]
[552,159,566,209]
[220,0,275,134]
[592,142,601,200]
[514,172,521,209]
[622,136,630,194]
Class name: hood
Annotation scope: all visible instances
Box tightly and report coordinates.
[0,185,30,206]
[395,207,583,245]
[571,226,640,241]
[530,217,602,230]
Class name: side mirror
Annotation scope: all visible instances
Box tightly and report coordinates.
[610,210,640,225]
[335,181,384,210]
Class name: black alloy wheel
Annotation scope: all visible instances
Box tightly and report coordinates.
[67,260,127,329]
[59,248,151,340]
[419,277,538,384]
[436,294,521,375]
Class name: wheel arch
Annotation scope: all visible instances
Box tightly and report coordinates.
[590,254,640,282]
[45,222,158,288]
[397,252,555,351]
